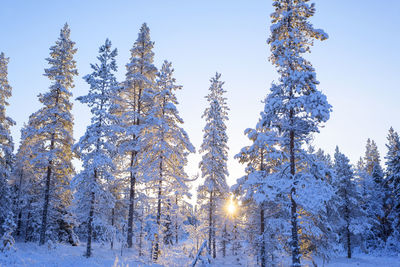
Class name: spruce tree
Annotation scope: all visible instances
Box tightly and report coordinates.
[198,73,229,259]
[0,52,15,252]
[234,111,284,267]
[362,138,389,246]
[333,147,367,258]
[12,117,46,242]
[117,23,157,248]
[385,127,400,246]
[73,39,121,257]
[139,61,194,261]
[25,23,78,245]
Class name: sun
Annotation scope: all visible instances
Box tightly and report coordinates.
[227,199,236,216]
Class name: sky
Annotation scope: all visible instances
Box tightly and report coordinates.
[1,0,400,194]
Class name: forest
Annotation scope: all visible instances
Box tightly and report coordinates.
[1,0,400,266]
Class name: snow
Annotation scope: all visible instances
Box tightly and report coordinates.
[0,242,163,267]
[1,242,399,267]
[318,254,400,267]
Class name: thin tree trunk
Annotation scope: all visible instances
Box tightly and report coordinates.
[127,78,143,248]
[39,157,53,245]
[345,203,351,258]
[290,128,300,267]
[127,151,136,248]
[260,205,266,267]
[86,170,97,257]
[16,171,24,236]
[222,223,226,257]
[175,196,178,244]
[260,149,266,267]
[86,192,95,257]
[208,191,213,257]
[153,159,163,261]
[111,208,115,250]
[286,0,300,264]
[212,225,216,259]
[212,190,216,259]
[139,207,144,256]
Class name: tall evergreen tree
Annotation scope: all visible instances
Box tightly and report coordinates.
[385,127,400,247]
[333,147,367,258]
[73,39,121,257]
[139,61,194,261]
[12,115,47,243]
[12,122,40,241]
[362,138,389,246]
[0,52,15,252]
[117,23,157,248]
[25,23,78,245]
[234,119,282,267]
[262,1,331,265]
[198,73,229,259]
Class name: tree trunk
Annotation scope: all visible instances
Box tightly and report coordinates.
[260,205,266,267]
[39,158,53,245]
[212,225,216,259]
[222,223,226,257]
[345,204,351,258]
[290,128,300,267]
[127,151,136,248]
[208,191,213,257]
[86,170,97,257]
[153,159,163,261]
[111,208,115,250]
[175,196,178,244]
[139,207,144,256]
[260,150,266,267]
[86,193,95,257]
[212,190,216,259]
[16,171,24,236]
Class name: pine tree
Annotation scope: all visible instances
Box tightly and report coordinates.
[12,118,45,242]
[25,24,78,245]
[138,60,194,260]
[262,1,331,265]
[73,39,121,257]
[0,52,15,252]
[117,23,157,248]
[385,127,400,247]
[198,73,229,259]
[234,117,282,267]
[362,138,389,247]
[333,147,367,258]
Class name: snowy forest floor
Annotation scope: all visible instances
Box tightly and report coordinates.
[1,242,400,267]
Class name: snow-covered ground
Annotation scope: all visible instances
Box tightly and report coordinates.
[1,242,399,267]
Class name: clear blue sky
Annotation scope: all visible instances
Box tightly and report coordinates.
[1,0,400,188]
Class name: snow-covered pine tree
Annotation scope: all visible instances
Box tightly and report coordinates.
[198,73,229,259]
[262,1,331,265]
[117,23,157,248]
[25,23,78,245]
[362,138,389,247]
[139,60,194,261]
[333,147,367,258]
[385,127,400,248]
[73,39,121,257]
[0,52,16,252]
[12,116,47,242]
[234,117,282,267]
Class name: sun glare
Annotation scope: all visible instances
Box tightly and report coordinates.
[227,199,236,215]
